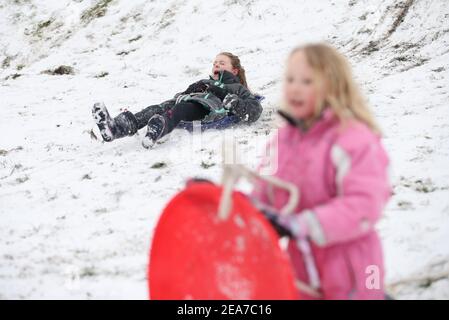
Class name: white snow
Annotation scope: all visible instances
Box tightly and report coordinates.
[1,0,448,299]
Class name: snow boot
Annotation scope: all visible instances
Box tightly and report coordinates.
[142,114,167,149]
[92,102,138,142]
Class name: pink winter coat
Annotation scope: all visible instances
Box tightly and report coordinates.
[252,108,391,300]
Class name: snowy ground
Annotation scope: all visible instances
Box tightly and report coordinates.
[1,0,448,299]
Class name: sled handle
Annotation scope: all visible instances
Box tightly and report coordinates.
[217,164,299,220]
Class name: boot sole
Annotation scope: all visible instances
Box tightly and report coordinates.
[142,114,166,149]
[92,102,114,142]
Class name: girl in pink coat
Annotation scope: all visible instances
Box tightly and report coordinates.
[251,43,391,299]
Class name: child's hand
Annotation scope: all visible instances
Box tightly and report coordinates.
[260,209,294,238]
[184,81,208,94]
[277,214,309,239]
[260,209,309,239]
[223,93,239,111]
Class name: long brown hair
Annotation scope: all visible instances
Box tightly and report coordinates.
[289,43,381,134]
[219,52,249,89]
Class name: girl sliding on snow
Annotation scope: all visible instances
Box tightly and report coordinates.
[92,52,262,148]
[252,43,391,299]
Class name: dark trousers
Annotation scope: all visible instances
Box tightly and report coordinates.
[134,102,209,134]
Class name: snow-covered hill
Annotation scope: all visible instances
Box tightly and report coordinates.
[0,0,448,299]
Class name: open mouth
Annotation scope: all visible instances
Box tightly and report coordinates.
[289,99,305,108]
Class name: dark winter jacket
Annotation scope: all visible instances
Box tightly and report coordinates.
[161,70,262,124]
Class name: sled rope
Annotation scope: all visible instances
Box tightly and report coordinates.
[218,164,299,220]
[295,280,322,299]
[295,238,322,296]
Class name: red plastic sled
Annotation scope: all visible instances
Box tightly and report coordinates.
[148,182,299,299]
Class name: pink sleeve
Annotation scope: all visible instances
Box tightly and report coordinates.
[309,129,391,246]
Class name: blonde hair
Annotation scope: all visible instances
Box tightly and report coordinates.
[289,43,381,134]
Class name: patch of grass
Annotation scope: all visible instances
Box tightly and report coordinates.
[81,173,92,180]
[116,49,137,56]
[15,175,29,184]
[30,19,56,39]
[412,179,437,193]
[392,42,419,51]
[81,0,113,24]
[37,19,52,31]
[94,208,108,214]
[12,0,30,5]
[2,56,13,68]
[391,55,408,62]
[432,67,445,73]
[42,65,74,75]
[94,71,109,78]
[397,200,413,210]
[358,13,367,20]
[388,54,428,72]
[128,35,142,43]
[38,20,52,28]
[157,8,177,31]
[151,162,167,169]
[360,41,380,55]
[80,266,97,278]
[5,73,22,80]
[386,0,415,38]
[200,161,215,169]
[399,176,437,193]
[400,57,429,72]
